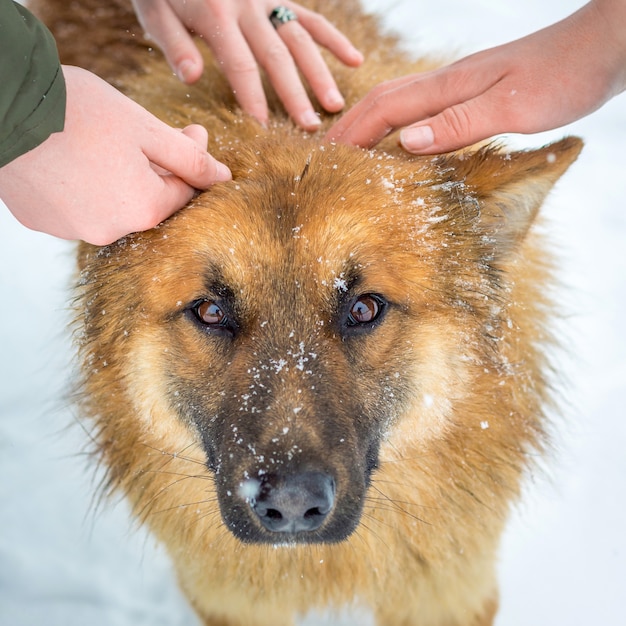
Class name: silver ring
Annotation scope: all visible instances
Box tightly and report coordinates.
[269,6,297,29]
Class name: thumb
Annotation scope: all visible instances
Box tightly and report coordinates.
[399,99,497,154]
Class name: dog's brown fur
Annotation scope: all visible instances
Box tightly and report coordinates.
[33,0,582,624]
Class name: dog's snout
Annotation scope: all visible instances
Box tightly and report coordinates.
[251,471,335,534]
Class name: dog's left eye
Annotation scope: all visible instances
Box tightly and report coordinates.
[346,294,386,327]
[192,300,229,328]
[196,301,225,324]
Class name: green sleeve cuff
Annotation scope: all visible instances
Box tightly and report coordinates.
[0,1,67,168]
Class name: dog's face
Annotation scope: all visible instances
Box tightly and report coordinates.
[76,138,581,546]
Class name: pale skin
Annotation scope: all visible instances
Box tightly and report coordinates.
[0,66,231,246]
[0,1,362,245]
[327,0,626,154]
[131,0,364,130]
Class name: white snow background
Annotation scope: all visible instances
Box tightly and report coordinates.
[1,0,624,624]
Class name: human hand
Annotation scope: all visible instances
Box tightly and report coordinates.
[131,0,363,131]
[0,66,231,245]
[327,0,626,153]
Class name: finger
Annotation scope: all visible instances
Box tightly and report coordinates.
[143,122,232,189]
[148,125,209,177]
[325,74,420,146]
[143,173,199,229]
[243,17,320,130]
[127,145,230,236]
[288,4,363,67]
[203,21,270,126]
[277,21,345,113]
[132,0,203,83]
[87,171,198,244]
[181,123,209,149]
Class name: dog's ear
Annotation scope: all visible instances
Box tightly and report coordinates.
[444,136,583,257]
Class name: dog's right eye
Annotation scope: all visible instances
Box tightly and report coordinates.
[348,295,382,325]
[343,293,388,334]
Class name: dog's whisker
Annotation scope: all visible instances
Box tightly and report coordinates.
[366,485,434,525]
[147,497,220,517]
[135,474,210,519]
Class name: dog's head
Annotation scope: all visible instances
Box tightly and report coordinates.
[75,137,581,545]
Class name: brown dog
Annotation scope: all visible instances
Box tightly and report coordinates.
[33,0,581,624]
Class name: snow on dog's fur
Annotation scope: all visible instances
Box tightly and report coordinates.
[33,0,581,624]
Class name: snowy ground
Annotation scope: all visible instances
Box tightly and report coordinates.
[1,0,624,624]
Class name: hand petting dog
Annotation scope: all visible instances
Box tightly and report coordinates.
[0,0,362,245]
[328,0,626,153]
[131,0,364,130]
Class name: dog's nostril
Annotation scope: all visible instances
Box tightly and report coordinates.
[304,506,324,519]
[265,508,283,521]
[251,471,335,534]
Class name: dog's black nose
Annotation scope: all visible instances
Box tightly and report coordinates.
[252,471,335,534]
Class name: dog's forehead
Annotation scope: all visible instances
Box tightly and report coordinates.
[183,145,452,254]
[162,150,448,294]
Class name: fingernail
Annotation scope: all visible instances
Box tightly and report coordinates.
[350,48,364,65]
[400,125,435,152]
[301,110,322,130]
[325,88,345,112]
[215,161,232,182]
[176,59,197,83]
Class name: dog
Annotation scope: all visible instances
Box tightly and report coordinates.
[33,0,582,624]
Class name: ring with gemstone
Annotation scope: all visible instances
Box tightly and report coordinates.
[269,6,298,29]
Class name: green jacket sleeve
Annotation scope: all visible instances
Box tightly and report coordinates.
[0,0,66,167]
